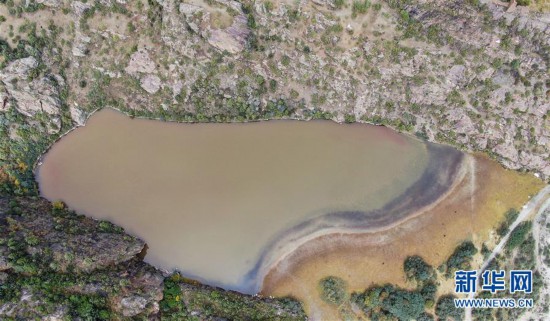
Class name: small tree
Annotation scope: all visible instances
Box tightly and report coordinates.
[404,255,434,283]
[319,276,348,305]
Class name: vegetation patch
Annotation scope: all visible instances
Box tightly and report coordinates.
[506,221,532,251]
[319,276,348,305]
[444,241,478,277]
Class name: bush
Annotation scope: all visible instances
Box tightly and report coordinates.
[436,295,463,321]
[352,0,371,16]
[383,288,425,320]
[420,281,437,301]
[497,208,519,236]
[68,294,111,320]
[319,276,348,305]
[52,200,65,210]
[446,241,477,276]
[404,255,434,283]
[344,114,356,123]
[355,284,426,320]
[506,221,532,251]
[160,274,188,319]
[418,312,435,321]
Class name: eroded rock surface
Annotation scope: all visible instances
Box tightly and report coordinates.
[0,57,62,133]
[0,195,306,320]
[1,0,549,178]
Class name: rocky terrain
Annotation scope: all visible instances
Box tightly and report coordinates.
[0,196,307,320]
[0,0,548,195]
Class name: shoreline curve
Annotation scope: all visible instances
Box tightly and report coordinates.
[245,143,467,294]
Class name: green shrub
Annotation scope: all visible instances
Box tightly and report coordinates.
[352,0,371,16]
[435,295,463,321]
[319,276,348,305]
[506,221,532,251]
[354,284,426,320]
[404,255,434,283]
[160,274,189,319]
[383,288,425,320]
[344,114,356,123]
[446,241,477,276]
[68,294,111,320]
[497,208,519,236]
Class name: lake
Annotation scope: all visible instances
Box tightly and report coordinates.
[37,108,462,293]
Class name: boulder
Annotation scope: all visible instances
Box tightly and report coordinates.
[0,57,62,119]
[72,33,91,57]
[71,1,92,17]
[178,1,250,54]
[208,14,250,54]
[36,0,62,7]
[120,296,148,317]
[125,50,157,75]
[49,233,146,273]
[70,105,87,126]
[141,74,162,94]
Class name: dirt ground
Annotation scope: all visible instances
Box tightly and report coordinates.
[261,153,545,320]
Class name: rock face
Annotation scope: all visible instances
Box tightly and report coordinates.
[119,296,150,317]
[0,57,62,133]
[177,0,250,54]
[53,0,549,178]
[140,74,162,94]
[125,49,157,75]
[0,198,145,273]
[177,279,307,321]
[0,196,164,319]
[36,0,62,7]
[70,105,87,126]
[1,0,549,178]
[0,195,306,320]
[0,259,164,320]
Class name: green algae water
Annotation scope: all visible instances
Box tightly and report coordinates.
[37,108,434,293]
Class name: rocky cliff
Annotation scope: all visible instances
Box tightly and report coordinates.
[0,196,306,320]
[0,0,548,186]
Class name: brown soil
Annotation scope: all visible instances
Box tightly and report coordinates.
[261,153,545,320]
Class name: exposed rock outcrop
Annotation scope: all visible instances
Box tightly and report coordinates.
[0,57,62,133]
[177,0,250,54]
[36,0,62,7]
[125,49,157,75]
[0,196,163,319]
[2,0,548,178]
[0,195,306,320]
[140,74,162,94]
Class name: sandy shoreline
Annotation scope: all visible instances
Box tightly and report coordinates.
[260,153,545,320]
[251,144,468,294]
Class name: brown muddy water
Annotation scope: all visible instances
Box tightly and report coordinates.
[36,108,460,293]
